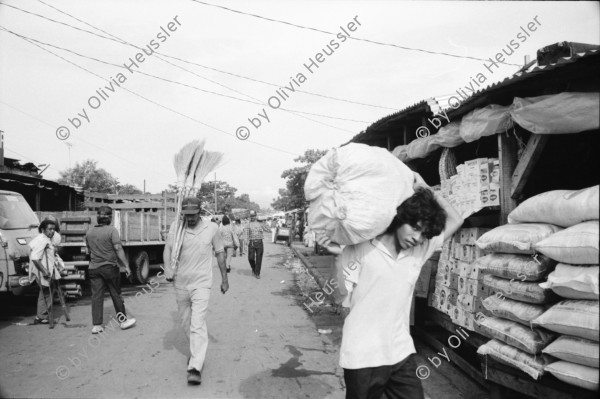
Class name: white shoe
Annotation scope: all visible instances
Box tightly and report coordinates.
[120,318,136,330]
[92,325,104,334]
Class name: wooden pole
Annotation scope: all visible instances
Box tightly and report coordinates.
[498,133,518,225]
[214,172,217,213]
[35,182,41,212]
[0,130,4,167]
[163,191,167,233]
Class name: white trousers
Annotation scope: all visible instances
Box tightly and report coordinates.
[271,227,277,243]
[176,285,211,372]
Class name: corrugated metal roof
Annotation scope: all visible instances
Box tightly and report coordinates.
[350,47,600,145]
[345,99,431,144]
[444,49,600,116]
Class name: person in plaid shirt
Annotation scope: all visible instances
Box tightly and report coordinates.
[242,210,264,279]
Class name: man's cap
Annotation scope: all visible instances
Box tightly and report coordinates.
[249,210,257,216]
[181,197,201,214]
[97,206,113,216]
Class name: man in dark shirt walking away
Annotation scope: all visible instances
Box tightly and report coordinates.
[242,210,265,279]
[85,206,136,334]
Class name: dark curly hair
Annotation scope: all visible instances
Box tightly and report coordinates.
[222,215,230,225]
[386,188,447,239]
[38,219,57,234]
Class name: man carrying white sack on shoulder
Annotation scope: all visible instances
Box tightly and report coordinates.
[318,172,463,399]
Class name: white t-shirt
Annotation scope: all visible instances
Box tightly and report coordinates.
[167,220,224,289]
[339,234,443,369]
[28,233,61,287]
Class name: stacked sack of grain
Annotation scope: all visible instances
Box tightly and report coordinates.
[507,185,599,391]
[427,227,491,330]
[474,222,563,379]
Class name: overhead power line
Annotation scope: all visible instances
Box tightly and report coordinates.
[0,27,303,157]
[189,0,522,67]
[4,1,397,111]
[4,2,364,133]
[2,26,365,135]
[16,30,369,122]
[0,98,171,179]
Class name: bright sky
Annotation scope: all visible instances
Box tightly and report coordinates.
[1,0,598,208]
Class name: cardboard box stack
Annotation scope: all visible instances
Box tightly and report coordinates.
[440,158,499,218]
[427,227,491,330]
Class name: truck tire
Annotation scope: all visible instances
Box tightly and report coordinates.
[131,251,150,285]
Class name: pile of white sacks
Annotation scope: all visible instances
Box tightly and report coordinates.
[475,185,599,391]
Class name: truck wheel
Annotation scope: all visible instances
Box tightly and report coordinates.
[131,251,150,284]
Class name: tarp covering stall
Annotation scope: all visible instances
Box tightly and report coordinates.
[392,92,600,162]
[509,92,600,135]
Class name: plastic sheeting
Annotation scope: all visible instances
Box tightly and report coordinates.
[460,104,513,143]
[510,92,600,134]
[391,92,599,162]
[394,122,463,162]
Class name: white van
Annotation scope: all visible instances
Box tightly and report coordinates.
[0,190,40,295]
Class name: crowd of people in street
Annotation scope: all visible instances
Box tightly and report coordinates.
[24,171,461,398]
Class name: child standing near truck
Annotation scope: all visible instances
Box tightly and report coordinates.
[29,218,64,325]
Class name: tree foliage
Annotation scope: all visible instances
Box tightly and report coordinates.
[58,160,143,194]
[271,149,327,211]
[183,180,260,214]
[58,160,117,193]
[223,193,260,214]
[117,184,143,195]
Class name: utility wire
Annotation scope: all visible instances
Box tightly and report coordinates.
[6,1,397,111]
[3,3,364,133]
[0,27,302,157]
[2,26,366,132]
[37,0,397,111]
[0,98,171,179]
[189,0,522,67]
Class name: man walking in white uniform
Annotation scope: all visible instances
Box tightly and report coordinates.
[164,197,229,385]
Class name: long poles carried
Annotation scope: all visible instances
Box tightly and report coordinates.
[170,140,223,283]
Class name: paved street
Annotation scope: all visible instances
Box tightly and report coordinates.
[0,237,345,399]
[0,235,487,399]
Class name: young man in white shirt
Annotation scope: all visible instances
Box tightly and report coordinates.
[319,173,463,399]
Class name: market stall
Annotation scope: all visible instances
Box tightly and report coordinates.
[347,44,599,397]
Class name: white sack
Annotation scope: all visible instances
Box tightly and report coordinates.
[477,339,553,380]
[534,221,599,264]
[540,264,600,300]
[305,143,414,245]
[508,185,599,227]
